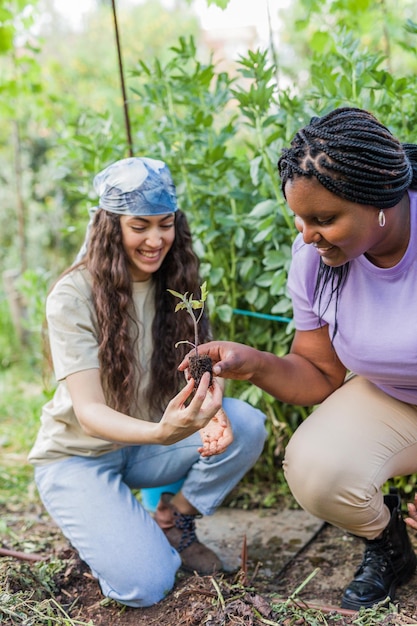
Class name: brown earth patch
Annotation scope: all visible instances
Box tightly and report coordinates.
[2,503,417,625]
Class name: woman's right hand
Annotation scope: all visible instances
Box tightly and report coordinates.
[178,341,260,381]
[157,372,223,445]
[178,329,346,407]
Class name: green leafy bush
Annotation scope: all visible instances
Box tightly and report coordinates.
[2,0,417,498]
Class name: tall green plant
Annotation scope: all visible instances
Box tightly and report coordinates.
[131,37,244,331]
[128,39,309,492]
[130,39,296,351]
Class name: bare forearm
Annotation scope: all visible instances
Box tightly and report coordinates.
[185,330,346,407]
[76,402,161,444]
[67,370,223,447]
[249,351,343,405]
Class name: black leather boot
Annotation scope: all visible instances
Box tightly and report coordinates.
[341,490,417,610]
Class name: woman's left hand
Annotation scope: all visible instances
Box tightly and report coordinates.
[405,493,417,531]
[198,407,233,457]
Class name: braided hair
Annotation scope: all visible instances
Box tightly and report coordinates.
[277,107,417,335]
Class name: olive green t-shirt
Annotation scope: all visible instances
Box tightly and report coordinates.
[28,268,159,465]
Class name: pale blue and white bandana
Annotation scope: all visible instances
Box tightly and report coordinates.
[94,157,178,216]
[75,157,178,262]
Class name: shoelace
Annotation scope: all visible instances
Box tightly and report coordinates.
[173,511,198,553]
[358,540,394,576]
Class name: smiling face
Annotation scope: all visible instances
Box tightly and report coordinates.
[120,213,176,281]
[284,177,407,268]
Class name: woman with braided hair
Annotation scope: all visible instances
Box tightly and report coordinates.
[28,157,267,608]
[179,107,417,610]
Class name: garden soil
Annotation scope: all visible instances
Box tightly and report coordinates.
[3,501,417,625]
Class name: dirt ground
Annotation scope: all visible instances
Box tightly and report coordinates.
[56,525,417,625]
[2,501,417,625]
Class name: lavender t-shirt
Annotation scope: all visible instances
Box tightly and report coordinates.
[287,190,417,405]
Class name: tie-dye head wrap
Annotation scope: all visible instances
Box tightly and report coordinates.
[75,157,178,262]
[94,157,178,215]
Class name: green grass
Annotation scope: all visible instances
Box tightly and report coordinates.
[0,364,47,506]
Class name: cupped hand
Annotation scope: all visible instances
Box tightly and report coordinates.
[198,407,234,457]
[158,372,222,445]
[178,341,258,381]
[405,493,417,531]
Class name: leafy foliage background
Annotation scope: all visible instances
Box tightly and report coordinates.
[1,0,417,501]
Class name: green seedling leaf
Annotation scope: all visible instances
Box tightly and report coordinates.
[167,283,209,354]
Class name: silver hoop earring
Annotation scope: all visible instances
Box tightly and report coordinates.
[378,209,386,228]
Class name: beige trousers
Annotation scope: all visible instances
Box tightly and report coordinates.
[283,376,417,539]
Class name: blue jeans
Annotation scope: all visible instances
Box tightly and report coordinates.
[34,398,266,607]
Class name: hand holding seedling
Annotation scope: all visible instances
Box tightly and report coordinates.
[168,283,233,456]
[179,340,261,381]
[158,372,223,445]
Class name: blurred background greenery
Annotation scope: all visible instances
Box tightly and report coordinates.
[1,0,417,508]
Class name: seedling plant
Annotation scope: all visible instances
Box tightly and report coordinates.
[167,282,213,387]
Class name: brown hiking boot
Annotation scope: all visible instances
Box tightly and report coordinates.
[154,493,223,575]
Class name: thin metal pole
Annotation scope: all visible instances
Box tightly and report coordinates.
[111,0,134,157]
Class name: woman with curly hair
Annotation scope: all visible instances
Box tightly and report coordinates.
[29,157,266,608]
[179,108,417,611]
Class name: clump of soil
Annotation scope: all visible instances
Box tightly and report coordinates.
[189,353,213,387]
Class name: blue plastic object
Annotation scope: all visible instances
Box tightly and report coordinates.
[140,479,185,512]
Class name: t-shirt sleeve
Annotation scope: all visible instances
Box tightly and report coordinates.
[287,235,321,331]
[46,273,100,381]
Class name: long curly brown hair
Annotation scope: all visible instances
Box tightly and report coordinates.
[81,208,210,416]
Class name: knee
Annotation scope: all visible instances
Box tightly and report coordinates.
[284,431,344,517]
[100,559,178,607]
[223,398,267,459]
